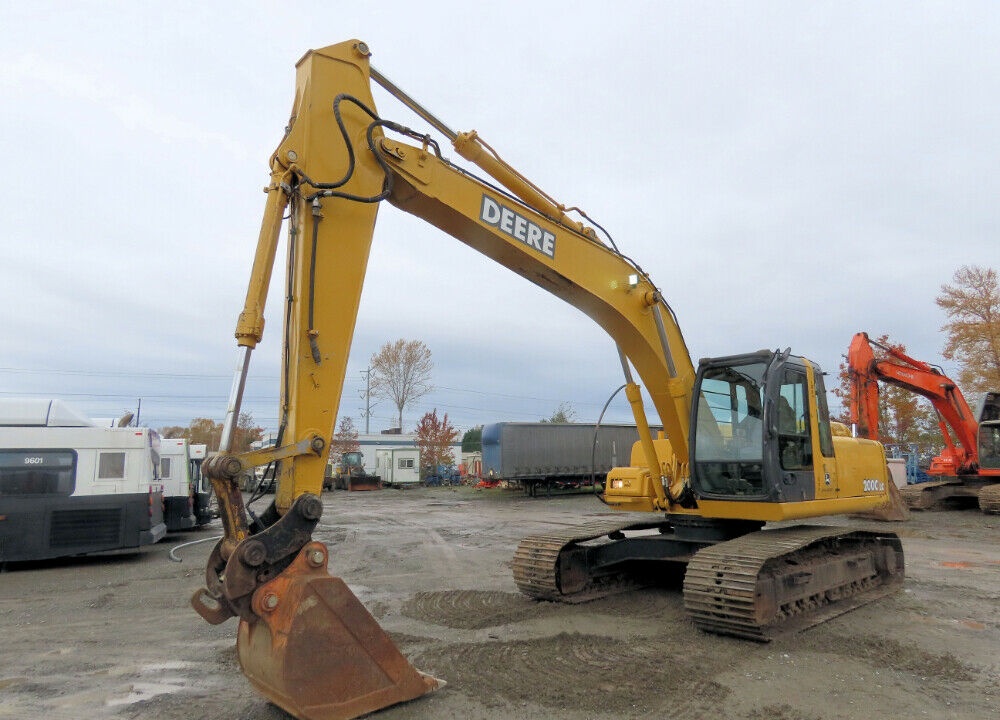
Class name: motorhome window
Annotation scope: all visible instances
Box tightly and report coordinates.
[160,457,172,478]
[0,450,76,495]
[98,452,126,480]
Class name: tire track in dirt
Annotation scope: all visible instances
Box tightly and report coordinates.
[564,586,688,623]
[796,632,977,681]
[401,590,558,629]
[413,631,730,716]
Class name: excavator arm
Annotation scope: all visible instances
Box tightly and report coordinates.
[847,331,981,475]
[214,40,696,518]
[195,39,698,720]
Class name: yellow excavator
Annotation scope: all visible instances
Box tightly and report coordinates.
[193,40,905,720]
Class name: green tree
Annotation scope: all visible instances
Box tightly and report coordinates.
[936,265,1000,396]
[370,339,433,432]
[461,425,483,453]
[414,409,458,475]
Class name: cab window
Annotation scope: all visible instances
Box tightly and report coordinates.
[777,371,812,470]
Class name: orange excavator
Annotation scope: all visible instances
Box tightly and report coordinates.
[847,331,1000,511]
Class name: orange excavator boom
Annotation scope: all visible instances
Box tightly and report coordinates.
[847,332,981,475]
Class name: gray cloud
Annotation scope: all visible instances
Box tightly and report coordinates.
[1,1,995,433]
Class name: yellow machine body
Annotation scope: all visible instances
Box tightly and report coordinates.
[196,40,904,720]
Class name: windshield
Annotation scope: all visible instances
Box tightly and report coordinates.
[695,362,766,462]
[692,361,767,496]
[981,424,1000,470]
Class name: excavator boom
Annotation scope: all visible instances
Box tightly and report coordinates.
[847,331,987,475]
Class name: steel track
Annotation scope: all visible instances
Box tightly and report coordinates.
[682,526,904,641]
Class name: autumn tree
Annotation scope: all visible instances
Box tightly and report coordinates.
[159,424,187,439]
[414,409,458,474]
[936,265,1000,396]
[330,416,360,462]
[370,339,433,431]
[186,418,223,449]
[158,412,263,452]
[830,334,938,449]
[232,412,265,453]
[541,402,576,423]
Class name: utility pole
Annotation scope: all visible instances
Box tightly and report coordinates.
[360,367,373,434]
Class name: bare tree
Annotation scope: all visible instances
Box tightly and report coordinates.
[370,339,433,431]
[936,265,1000,395]
[541,402,576,423]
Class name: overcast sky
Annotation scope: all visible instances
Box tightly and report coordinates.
[1,1,997,436]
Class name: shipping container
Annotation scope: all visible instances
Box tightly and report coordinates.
[481,422,654,496]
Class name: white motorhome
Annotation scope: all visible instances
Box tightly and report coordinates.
[0,399,167,562]
[188,443,213,524]
[158,438,214,531]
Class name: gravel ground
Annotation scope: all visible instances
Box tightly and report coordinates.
[0,486,997,720]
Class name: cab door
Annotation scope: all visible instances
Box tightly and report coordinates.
[767,366,817,502]
[805,362,840,497]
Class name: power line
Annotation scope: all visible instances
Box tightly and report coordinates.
[0,367,613,406]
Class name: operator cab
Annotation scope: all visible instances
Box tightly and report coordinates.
[341,451,364,469]
[977,392,1000,471]
[689,350,834,504]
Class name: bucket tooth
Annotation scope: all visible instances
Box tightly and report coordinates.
[237,541,442,720]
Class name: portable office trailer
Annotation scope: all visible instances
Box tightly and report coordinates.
[481,422,650,495]
[0,399,167,562]
[375,448,421,486]
[158,439,214,530]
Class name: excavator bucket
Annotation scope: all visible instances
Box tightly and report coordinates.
[236,541,442,720]
[855,479,910,522]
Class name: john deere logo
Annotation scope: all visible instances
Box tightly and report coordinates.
[480,195,556,258]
